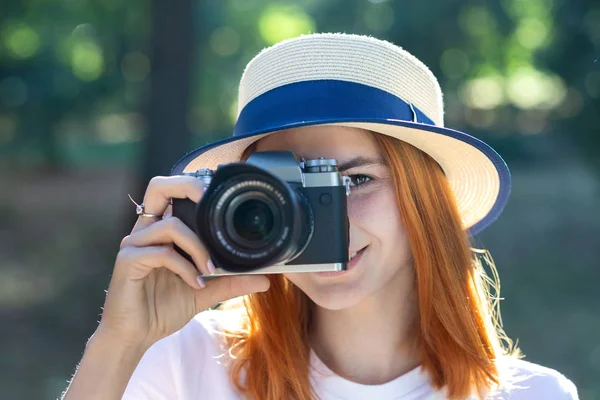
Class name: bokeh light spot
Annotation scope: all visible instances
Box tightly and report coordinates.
[95,113,144,143]
[440,48,470,79]
[464,108,497,129]
[210,27,241,56]
[72,23,96,38]
[503,0,555,20]
[71,41,104,81]
[258,5,315,45]
[2,22,41,59]
[505,43,534,75]
[121,52,151,83]
[515,18,549,49]
[459,7,497,37]
[506,68,566,109]
[516,110,547,135]
[364,4,394,33]
[461,76,505,109]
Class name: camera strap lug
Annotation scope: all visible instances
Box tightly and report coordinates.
[342,176,352,197]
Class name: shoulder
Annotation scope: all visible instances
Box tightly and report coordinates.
[123,309,243,399]
[135,308,232,366]
[489,357,579,400]
[158,307,246,371]
[179,307,247,362]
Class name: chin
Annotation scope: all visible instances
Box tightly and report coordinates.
[307,290,368,311]
[285,251,374,310]
[287,275,371,311]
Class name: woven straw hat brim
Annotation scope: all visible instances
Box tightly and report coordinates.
[170,118,510,237]
[170,33,511,236]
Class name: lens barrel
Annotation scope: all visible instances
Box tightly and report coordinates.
[195,163,313,272]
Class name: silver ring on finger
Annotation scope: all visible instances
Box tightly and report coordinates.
[128,194,163,218]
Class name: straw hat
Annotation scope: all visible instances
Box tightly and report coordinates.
[170,33,511,236]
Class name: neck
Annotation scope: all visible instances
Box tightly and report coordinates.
[309,269,421,385]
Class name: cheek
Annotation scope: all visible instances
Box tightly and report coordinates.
[348,184,403,235]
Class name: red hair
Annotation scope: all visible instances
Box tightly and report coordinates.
[222,132,519,399]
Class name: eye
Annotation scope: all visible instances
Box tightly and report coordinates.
[347,174,373,188]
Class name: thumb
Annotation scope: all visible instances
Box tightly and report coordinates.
[194,275,270,311]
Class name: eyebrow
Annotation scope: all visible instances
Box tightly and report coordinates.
[338,156,385,172]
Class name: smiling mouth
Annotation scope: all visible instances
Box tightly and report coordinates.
[313,246,367,277]
[349,246,367,262]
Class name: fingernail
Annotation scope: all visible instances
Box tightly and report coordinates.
[207,259,216,274]
[196,275,205,288]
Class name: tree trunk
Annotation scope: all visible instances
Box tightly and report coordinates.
[141,0,195,184]
[129,0,196,228]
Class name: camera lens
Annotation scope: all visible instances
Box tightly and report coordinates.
[234,199,273,241]
[227,193,278,248]
[195,164,313,272]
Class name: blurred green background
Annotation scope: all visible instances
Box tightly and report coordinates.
[0,0,599,398]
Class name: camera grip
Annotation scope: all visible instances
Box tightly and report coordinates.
[289,186,349,265]
[171,198,199,267]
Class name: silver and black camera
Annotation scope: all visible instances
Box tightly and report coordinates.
[172,151,350,276]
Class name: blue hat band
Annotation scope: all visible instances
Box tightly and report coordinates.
[234,80,435,136]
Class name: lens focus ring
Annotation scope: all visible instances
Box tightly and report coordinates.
[196,165,313,273]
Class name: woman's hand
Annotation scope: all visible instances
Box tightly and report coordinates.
[96,175,270,349]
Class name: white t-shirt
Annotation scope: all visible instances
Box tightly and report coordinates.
[123,310,579,400]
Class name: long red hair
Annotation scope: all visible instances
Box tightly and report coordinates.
[222,131,519,399]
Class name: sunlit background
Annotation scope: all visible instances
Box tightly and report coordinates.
[0,0,599,398]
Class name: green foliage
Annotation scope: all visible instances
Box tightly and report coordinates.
[258,4,316,45]
[0,0,599,398]
[1,21,41,59]
[1,0,598,167]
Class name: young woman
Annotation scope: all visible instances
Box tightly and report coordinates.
[62,33,578,400]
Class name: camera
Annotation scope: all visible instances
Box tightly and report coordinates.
[172,151,350,276]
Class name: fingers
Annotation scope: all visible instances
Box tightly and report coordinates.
[116,245,204,290]
[121,217,211,275]
[143,175,206,214]
[131,175,206,234]
[194,275,270,312]
[120,174,272,313]
[115,244,271,310]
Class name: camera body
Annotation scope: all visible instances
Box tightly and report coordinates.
[172,151,350,276]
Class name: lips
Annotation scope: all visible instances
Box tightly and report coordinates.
[349,246,367,261]
[345,246,368,271]
[315,246,368,277]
